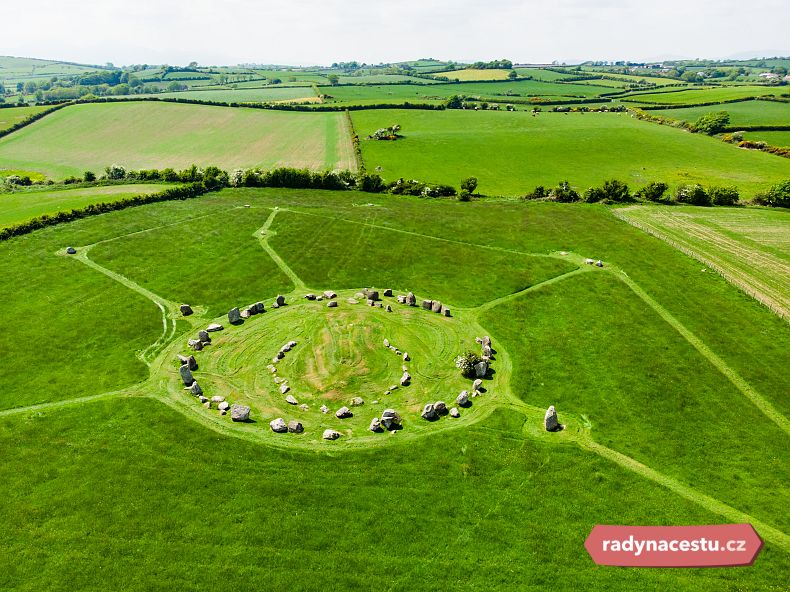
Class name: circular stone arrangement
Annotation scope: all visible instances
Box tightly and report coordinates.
[161,289,504,447]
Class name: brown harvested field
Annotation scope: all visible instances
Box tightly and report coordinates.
[615,205,790,322]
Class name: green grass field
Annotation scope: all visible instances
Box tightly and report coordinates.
[743,130,790,147]
[0,183,169,228]
[1,187,787,589]
[623,86,786,105]
[650,99,790,127]
[0,101,356,178]
[351,109,790,196]
[0,104,54,132]
[143,86,318,103]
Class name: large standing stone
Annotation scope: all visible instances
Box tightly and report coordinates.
[474,361,489,378]
[381,409,401,430]
[441,306,451,317]
[397,295,406,304]
[323,429,341,440]
[211,395,225,403]
[280,383,290,395]
[228,307,241,324]
[178,354,198,371]
[287,420,304,433]
[320,405,329,414]
[364,289,379,301]
[421,299,433,310]
[383,289,393,297]
[254,302,265,313]
[369,417,382,432]
[240,309,251,319]
[421,403,437,420]
[544,406,559,432]
[434,401,448,415]
[327,300,338,308]
[482,344,492,357]
[323,290,337,299]
[270,418,288,433]
[275,295,286,306]
[198,330,211,343]
[383,338,390,347]
[336,406,353,419]
[595,260,604,268]
[456,391,470,407]
[186,381,203,396]
[231,404,251,422]
[482,336,492,347]
[180,304,193,316]
[406,292,416,306]
[179,364,194,386]
[400,372,411,386]
[431,301,443,313]
[206,323,224,332]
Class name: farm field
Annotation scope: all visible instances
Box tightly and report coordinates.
[622,85,786,105]
[743,130,790,147]
[615,204,790,320]
[0,183,169,228]
[0,104,54,132]
[142,86,318,103]
[441,68,514,80]
[351,109,790,196]
[650,99,790,127]
[0,101,356,178]
[0,188,787,590]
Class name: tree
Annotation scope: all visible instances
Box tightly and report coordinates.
[708,186,739,206]
[445,95,463,109]
[675,184,711,206]
[549,181,580,203]
[460,177,478,195]
[327,74,339,85]
[83,171,96,182]
[762,179,790,208]
[508,70,518,80]
[693,111,730,135]
[635,181,668,202]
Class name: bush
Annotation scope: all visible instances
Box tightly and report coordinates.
[583,186,606,203]
[104,164,126,180]
[358,173,386,193]
[548,181,580,203]
[635,181,669,202]
[763,179,790,208]
[708,186,740,206]
[455,351,483,378]
[458,190,471,202]
[460,176,478,195]
[422,184,457,198]
[582,179,630,203]
[692,111,730,135]
[675,184,711,206]
[83,171,96,182]
[523,186,548,200]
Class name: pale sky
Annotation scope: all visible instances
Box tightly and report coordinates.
[5,0,789,67]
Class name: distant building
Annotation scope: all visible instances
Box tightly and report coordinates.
[758,72,779,79]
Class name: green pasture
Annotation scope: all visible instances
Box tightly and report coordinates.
[743,130,790,147]
[650,99,790,127]
[0,101,355,178]
[623,85,786,105]
[351,109,790,196]
[145,87,318,103]
[0,104,53,132]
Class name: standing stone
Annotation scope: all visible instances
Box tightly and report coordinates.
[285,394,298,405]
[336,406,353,419]
[421,300,433,310]
[206,323,224,332]
[280,383,290,395]
[449,407,460,418]
[230,404,251,422]
[383,289,393,297]
[431,301,443,313]
[323,429,341,440]
[179,364,194,386]
[434,401,448,415]
[186,381,203,396]
[364,289,379,301]
[267,364,277,373]
[254,302,265,313]
[367,299,375,307]
[595,260,604,268]
[218,401,230,411]
[211,395,225,403]
[402,352,410,362]
[441,306,451,317]
[474,361,488,378]
[483,344,492,357]
[299,404,309,411]
[406,292,416,306]
[473,379,483,392]
[198,330,211,343]
[240,309,251,319]
[456,391,470,407]
[180,304,193,316]
[350,396,364,407]
[203,401,211,409]
[544,406,559,431]
[275,295,286,306]
[199,395,208,404]
[287,420,304,434]
[369,417,382,432]
[400,372,411,386]
[347,298,358,304]
[270,418,288,433]
[397,295,406,304]
[178,354,198,371]
[323,290,337,299]
[305,294,316,300]
[421,403,437,420]
[482,336,492,347]
[188,339,203,351]
[228,307,241,324]
[327,300,338,308]
[66,247,77,255]
[381,409,401,430]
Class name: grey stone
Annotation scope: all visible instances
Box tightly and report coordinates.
[421,403,437,420]
[482,336,492,347]
[434,401,448,415]
[305,293,317,300]
[299,404,309,411]
[275,295,286,306]
[456,391,470,407]
[198,395,208,404]
[585,258,595,265]
[186,381,203,396]
[270,418,288,433]
[218,401,230,411]
[180,304,193,316]
[367,299,375,307]
[285,394,298,405]
[220,409,227,416]
[287,340,297,349]
[335,406,353,419]
[402,352,410,362]
[355,292,366,299]
[272,302,280,308]
[327,300,338,308]
[66,246,77,255]
[323,290,337,299]
[206,323,224,332]
[188,339,203,351]
[231,404,251,422]
[203,401,211,409]
[287,420,304,434]
[544,406,559,431]
[254,302,265,313]
[442,306,451,317]
[198,330,211,343]
[267,364,277,373]
[431,301,443,313]
[240,309,252,319]
[280,383,290,395]
[421,299,433,310]
[449,407,460,418]
[595,260,604,268]
[386,305,393,312]
[274,376,285,385]
[275,351,284,360]
[323,429,341,440]
[397,295,407,304]
[177,354,198,371]
[406,292,416,306]
[228,307,241,324]
[474,361,489,378]
[389,385,398,391]
[473,379,483,391]
[347,298,358,304]
[369,417,382,432]
[320,405,329,414]
[179,364,194,386]
[383,289,393,297]
[483,344,492,357]
[364,289,379,301]
[383,338,390,348]
[350,396,364,407]
[400,372,411,386]
[381,408,400,430]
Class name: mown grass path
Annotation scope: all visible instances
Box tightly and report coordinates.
[7,205,786,552]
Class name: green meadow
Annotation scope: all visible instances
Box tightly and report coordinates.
[650,99,790,127]
[0,104,54,132]
[351,109,790,196]
[743,130,790,147]
[623,85,787,105]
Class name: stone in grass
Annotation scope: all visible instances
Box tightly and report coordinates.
[421,403,437,421]
[198,330,211,343]
[323,290,337,299]
[280,383,290,395]
[347,298,358,305]
[270,418,288,433]
[350,396,364,407]
[274,376,285,385]
[188,339,203,351]
[442,306,451,317]
[406,292,416,306]
[323,429,341,441]
[336,406,353,419]
[386,305,393,312]
[199,395,208,404]
[473,379,483,392]
[228,307,241,324]
[400,372,411,386]
[275,350,285,360]
[381,409,401,430]
[456,391,470,407]
[305,293,317,300]
[596,260,604,268]
[179,364,194,386]
[474,361,489,378]
[383,338,390,348]
[389,385,398,392]
[254,302,265,313]
[355,292,366,299]
[299,403,309,411]
[285,394,298,405]
[206,323,224,332]
[180,304,193,316]
[364,289,380,301]
[396,295,406,304]
[320,405,329,414]
[482,335,492,347]
[327,301,338,308]
[369,417,382,432]
[240,309,252,319]
[434,401,448,415]
[178,354,198,371]
[231,404,251,422]
[483,344,492,357]
[402,352,410,362]
[449,407,460,418]
[203,401,211,409]
[431,301,443,314]
[383,289,393,297]
[186,381,203,396]
[421,300,433,310]
[287,420,304,434]
[367,299,375,307]
[218,401,230,411]
[275,295,286,306]
[544,406,560,432]
[267,364,277,374]
[66,247,77,255]
[220,409,227,416]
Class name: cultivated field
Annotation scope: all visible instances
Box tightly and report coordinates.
[351,109,790,196]
[650,99,790,127]
[144,86,318,103]
[0,101,356,178]
[743,130,790,147]
[441,68,515,80]
[0,183,169,228]
[615,205,790,320]
[0,105,53,132]
[622,86,787,105]
[1,188,787,590]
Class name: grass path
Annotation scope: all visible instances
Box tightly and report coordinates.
[6,204,784,552]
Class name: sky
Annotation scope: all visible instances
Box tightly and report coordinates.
[4,0,790,67]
